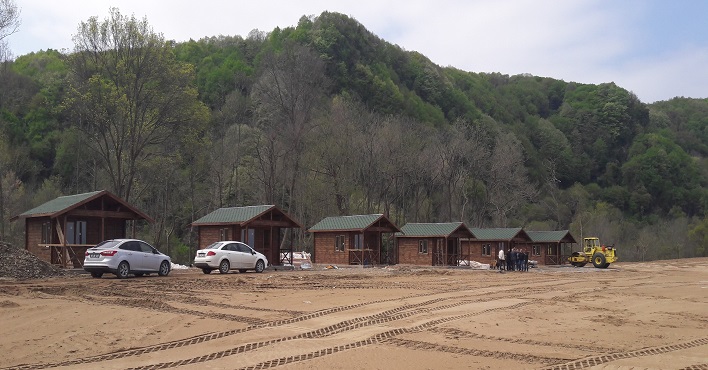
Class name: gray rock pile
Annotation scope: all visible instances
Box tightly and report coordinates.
[0,241,66,280]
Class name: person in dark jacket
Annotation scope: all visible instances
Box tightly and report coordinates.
[506,248,513,271]
[509,248,517,271]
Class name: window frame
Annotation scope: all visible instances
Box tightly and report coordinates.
[219,228,229,241]
[353,233,363,250]
[41,221,52,244]
[137,241,156,254]
[234,242,252,253]
[482,243,492,256]
[334,235,345,252]
[533,245,541,256]
[418,239,428,254]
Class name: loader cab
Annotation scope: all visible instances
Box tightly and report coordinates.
[583,237,600,253]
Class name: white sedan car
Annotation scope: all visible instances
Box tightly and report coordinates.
[84,239,171,279]
[193,241,268,274]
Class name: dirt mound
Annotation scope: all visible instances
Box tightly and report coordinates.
[0,241,66,280]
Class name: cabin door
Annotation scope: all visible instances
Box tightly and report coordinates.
[446,238,458,266]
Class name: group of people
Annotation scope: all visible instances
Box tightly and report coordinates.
[497,248,529,272]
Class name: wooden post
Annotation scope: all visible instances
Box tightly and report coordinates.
[444,237,448,266]
[55,218,66,268]
[101,196,105,241]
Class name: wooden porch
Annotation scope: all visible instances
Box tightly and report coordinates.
[12,190,154,268]
[348,249,380,266]
[46,244,93,268]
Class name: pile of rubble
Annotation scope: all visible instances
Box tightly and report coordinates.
[0,241,66,280]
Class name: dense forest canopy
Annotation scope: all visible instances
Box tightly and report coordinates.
[1,10,707,263]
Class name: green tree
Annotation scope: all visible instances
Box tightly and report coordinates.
[64,8,208,201]
[622,133,701,215]
[689,217,708,257]
[649,98,708,156]
[8,50,68,175]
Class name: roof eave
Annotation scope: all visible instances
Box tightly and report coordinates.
[11,190,154,223]
[243,205,304,229]
[191,221,246,227]
[309,228,366,233]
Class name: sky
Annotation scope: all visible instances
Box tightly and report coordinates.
[6,0,708,103]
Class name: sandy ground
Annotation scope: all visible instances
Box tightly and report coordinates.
[0,259,707,370]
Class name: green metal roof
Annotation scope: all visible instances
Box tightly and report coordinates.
[309,214,386,232]
[397,222,473,238]
[17,190,104,218]
[470,227,526,241]
[192,205,274,225]
[526,230,576,243]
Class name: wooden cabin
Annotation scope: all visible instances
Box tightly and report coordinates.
[461,228,532,265]
[523,230,577,265]
[12,190,154,268]
[396,222,476,266]
[191,205,302,266]
[309,214,400,266]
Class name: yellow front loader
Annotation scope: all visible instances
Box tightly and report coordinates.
[568,237,618,268]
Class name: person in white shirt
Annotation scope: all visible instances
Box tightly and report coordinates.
[497,248,505,271]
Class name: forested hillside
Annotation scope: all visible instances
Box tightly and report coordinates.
[1,10,706,263]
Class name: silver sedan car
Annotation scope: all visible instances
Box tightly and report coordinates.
[84,239,172,279]
[193,241,268,274]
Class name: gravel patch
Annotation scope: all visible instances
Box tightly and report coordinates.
[0,241,66,280]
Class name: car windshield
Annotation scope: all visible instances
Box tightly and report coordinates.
[93,240,122,249]
[205,242,223,250]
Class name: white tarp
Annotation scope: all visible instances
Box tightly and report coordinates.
[281,251,313,269]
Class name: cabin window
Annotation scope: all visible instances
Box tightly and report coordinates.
[482,244,491,256]
[66,221,87,245]
[239,229,255,247]
[533,245,541,256]
[247,229,255,248]
[418,240,428,254]
[220,228,229,240]
[41,222,52,244]
[334,235,345,252]
[353,233,363,250]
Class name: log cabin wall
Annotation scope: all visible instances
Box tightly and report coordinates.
[197,225,246,249]
[313,232,350,265]
[397,237,434,265]
[461,239,498,265]
[26,217,51,263]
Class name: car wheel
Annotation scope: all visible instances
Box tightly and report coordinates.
[239,269,247,273]
[158,261,170,276]
[90,271,103,278]
[115,261,130,279]
[255,259,265,273]
[202,268,212,274]
[219,260,230,274]
[134,273,144,277]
